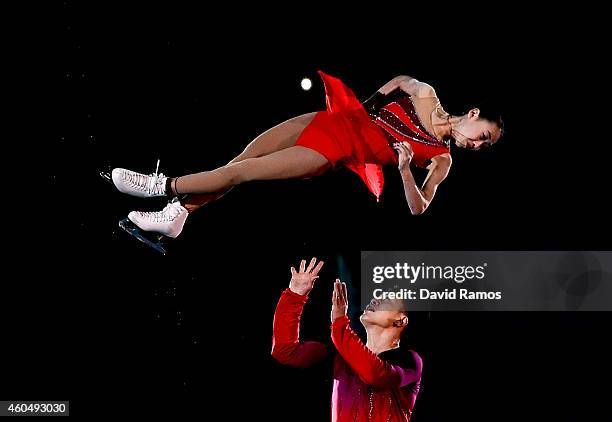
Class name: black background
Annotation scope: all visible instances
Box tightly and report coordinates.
[5,2,610,420]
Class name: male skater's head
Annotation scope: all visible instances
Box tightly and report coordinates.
[360,297,408,353]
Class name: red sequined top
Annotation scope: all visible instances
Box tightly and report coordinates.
[295,71,450,200]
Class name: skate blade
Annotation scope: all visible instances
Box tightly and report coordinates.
[100,166,113,185]
[118,218,168,255]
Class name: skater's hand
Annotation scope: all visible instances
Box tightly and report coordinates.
[331,279,348,322]
[289,258,325,296]
[393,141,414,170]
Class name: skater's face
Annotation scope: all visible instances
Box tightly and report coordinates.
[360,297,408,330]
[454,108,502,150]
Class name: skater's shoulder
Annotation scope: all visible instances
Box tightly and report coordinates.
[379,348,422,370]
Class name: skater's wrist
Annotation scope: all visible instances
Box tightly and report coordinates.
[285,287,310,300]
[398,166,413,178]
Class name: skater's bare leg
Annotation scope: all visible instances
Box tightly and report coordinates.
[114,113,324,238]
[181,192,227,213]
[181,112,318,212]
[118,144,328,242]
[172,145,330,195]
[231,112,318,161]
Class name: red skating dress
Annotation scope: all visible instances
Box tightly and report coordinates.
[295,71,450,201]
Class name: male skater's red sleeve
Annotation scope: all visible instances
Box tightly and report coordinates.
[331,316,422,389]
[271,288,328,368]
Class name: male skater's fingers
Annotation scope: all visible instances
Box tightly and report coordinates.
[312,260,325,276]
[334,279,342,302]
[291,267,297,276]
[342,282,348,305]
[306,257,317,273]
[299,259,307,273]
[338,280,345,304]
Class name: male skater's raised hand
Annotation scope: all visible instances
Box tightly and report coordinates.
[289,257,325,296]
[331,279,348,322]
[272,257,328,368]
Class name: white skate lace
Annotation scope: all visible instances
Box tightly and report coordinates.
[123,160,166,196]
[135,203,182,223]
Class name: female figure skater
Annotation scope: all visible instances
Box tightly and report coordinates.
[111,71,503,238]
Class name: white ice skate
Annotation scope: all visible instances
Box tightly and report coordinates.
[112,160,168,198]
[127,200,188,239]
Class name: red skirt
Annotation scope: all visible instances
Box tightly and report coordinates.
[295,71,397,201]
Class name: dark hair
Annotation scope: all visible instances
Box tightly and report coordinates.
[473,104,505,139]
[480,110,505,138]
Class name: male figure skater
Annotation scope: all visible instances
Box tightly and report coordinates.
[272,258,422,421]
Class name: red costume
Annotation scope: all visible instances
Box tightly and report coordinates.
[272,288,423,421]
[295,71,450,201]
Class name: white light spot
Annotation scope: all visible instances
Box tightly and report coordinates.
[301,78,312,91]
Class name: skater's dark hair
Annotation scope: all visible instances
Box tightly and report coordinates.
[477,107,505,138]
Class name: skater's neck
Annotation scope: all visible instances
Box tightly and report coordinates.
[365,329,400,355]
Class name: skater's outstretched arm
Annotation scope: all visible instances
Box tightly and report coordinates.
[363,75,437,116]
[394,142,451,215]
[376,75,436,98]
[271,258,328,369]
[330,280,423,389]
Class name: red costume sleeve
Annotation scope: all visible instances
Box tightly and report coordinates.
[331,316,422,389]
[271,288,328,369]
